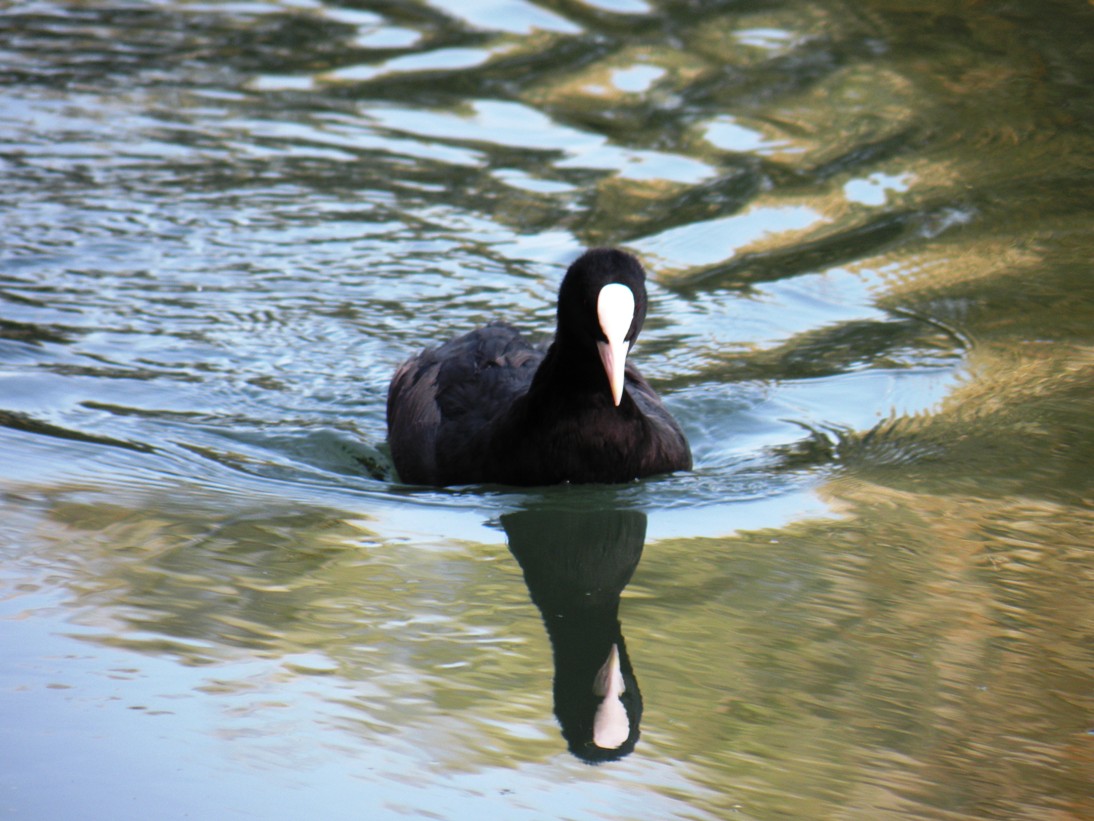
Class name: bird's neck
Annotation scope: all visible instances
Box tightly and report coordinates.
[528,336,610,402]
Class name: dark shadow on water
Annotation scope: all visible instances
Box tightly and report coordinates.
[502,506,646,764]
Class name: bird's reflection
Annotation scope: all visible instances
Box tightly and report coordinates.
[501,507,646,763]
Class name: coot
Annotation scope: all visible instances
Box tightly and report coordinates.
[386,248,691,486]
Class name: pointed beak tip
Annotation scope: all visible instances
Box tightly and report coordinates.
[598,339,629,409]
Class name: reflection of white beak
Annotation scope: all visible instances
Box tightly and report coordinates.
[592,643,629,749]
[596,284,635,407]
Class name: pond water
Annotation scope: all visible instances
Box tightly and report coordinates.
[2,0,1093,818]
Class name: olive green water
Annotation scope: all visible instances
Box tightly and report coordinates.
[1,1,1092,819]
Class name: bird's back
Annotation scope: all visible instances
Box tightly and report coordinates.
[387,323,542,485]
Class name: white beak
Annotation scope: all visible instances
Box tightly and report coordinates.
[596,283,635,407]
[592,643,629,749]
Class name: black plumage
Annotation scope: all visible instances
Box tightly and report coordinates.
[386,248,691,486]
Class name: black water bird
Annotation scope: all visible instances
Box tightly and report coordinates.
[386,249,691,486]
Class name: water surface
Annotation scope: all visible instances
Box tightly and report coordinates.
[2,1,1092,819]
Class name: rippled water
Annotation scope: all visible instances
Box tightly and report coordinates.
[2,1,1092,819]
